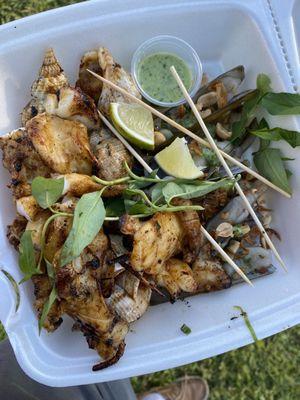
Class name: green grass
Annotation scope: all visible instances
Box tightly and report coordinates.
[132,327,300,399]
[1,1,300,399]
[0,0,83,24]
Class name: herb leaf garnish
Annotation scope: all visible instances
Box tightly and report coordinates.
[250,127,300,148]
[261,92,300,115]
[19,231,40,282]
[180,324,192,335]
[60,191,105,266]
[1,269,20,312]
[153,177,235,205]
[253,148,291,194]
[39,286,58,333]
[32,177,64,209]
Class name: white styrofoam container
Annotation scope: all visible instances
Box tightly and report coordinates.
[269,0,300,92]
[0,0,300,387]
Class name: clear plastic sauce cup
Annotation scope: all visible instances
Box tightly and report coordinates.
[131,35,203,107]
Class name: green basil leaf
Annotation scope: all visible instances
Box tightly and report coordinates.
[60,191,105,266]
[231,90,261,143]
[257,118,270,151]
[45,259,55,281]
[202,148,220,168]
[151,183,165,204]
[261,92,300,115]
[253,148,292,194]
[256,73,272,95]
[19,231,39,282]
[161,178,235,204]
[286,169,293,179]
[39,286,57,333]
[1,269,20,312]
[250,127,300,148]
[128,201,153,215]
[104,197,125,217]
[32,177,64,209]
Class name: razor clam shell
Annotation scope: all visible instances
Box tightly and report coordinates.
[206,181,267,232]
[204,89,258,124]
[107,285,151,323]
[223,246,275,282]
[194,65,245,101]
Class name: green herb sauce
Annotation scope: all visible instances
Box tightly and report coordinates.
[138,52,192,103]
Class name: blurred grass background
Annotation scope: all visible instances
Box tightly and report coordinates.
[1,1,300,399]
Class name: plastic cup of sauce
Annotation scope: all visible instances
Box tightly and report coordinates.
[131,35,202,107]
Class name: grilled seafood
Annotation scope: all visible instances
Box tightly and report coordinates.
[51,230,129,367]
[107,283,151,323]
[192,245,231,292]
[156,258,197,298]
[0,47,282,372]
[171,198,203,263]
[97,47,141,116]
[6,215,27,251]
[94,137,133,182]
[120,213,184,275]
[0,128,51,198]
[22,48,69,126]
[76,50,103,102]
[46,86,100,130]
[207,181,267,232]
[26,113,93,175]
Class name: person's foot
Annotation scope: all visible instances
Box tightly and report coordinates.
[138,376,209,400]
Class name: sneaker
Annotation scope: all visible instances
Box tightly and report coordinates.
[138,375,209,400]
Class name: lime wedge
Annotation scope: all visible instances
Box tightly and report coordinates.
[110,103,154,150]
[155,137,204,179]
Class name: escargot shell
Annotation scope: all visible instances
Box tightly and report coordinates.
[107,285,151,323]
[31,48,68,99]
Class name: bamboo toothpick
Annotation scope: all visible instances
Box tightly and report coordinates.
[100,107,253,286]
[88,69,291,198]
[170,66,287,272]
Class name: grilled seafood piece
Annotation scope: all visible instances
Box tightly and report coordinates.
[0,128,51,198]
[45,86,100,130]
[156,258,198,298]
[97,47,141,116]
[171,198,203,264]
[26,211,51,250]
[52,230,129,366]
[192,245,231,292]
[120,213,184,275]
[76,50,103,102]
[22,48,69,125]
[32,273,64,332]
[26,114,93,175]
[194,188,231,222]
[16,195,40,221]
[93,137,133,194]
[6,215,27,251]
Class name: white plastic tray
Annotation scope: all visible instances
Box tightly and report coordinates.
[0,0,300,387]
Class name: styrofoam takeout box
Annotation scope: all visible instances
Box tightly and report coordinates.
[0,0,300,387]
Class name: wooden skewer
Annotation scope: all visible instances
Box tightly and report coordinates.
[100,106,253,286]
[88,69,291,198]
[171,66,287,272]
